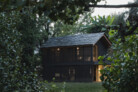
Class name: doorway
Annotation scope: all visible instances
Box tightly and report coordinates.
[69,67,75,81]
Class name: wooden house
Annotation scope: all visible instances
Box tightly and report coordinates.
[41,32,111,82]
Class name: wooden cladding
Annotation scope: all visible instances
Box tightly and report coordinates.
[53,66,93,82]
[45,46,92,63]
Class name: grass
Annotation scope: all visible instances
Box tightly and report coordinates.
[55,82,106,92]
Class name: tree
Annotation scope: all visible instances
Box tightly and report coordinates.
[0,11,44,92]
[0,9,58,92]
[51,20,84,37]
[17,11,38,66]
[0,0,102,24]
[99,30,138,92]
[80,15,115,34]
[0,12,23,91]
[98,1,138,91]
[1,0,137,24]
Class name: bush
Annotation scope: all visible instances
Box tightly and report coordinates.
[99,31,138,92]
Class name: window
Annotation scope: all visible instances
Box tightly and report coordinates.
[93,45,98,62]
[76,47,80,55]
[69,68,75,75]
[85,57,91,61]
[76,47,83,61]
[84,46,91,62]
[55,73,60,77]
[69,67,75,81]
[55,48,60,62]
[57,48,60,51]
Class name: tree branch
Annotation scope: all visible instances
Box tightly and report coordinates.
[89,3,138,8]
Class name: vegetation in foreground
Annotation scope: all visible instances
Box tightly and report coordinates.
[52,82,105,92]
[65,82,105,92]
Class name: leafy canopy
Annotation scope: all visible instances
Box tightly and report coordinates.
[99,30,138,92]
[0,0,102,24]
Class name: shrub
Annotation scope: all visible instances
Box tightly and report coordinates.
[99,31,138,92]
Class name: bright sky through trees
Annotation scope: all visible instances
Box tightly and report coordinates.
[92,0,135,16]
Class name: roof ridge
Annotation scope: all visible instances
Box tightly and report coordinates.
[50,32,105,39]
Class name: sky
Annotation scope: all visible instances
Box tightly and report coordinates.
[92,0,135,16]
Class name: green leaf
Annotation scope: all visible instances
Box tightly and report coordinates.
[89,16,94,21]
[107,57,112,61]
[106,16,111,23]
[98,56,104,60]
[101,28,107,31]
[109,16,114,25]
[109,30,115,36]
[126,20,130,26]
[99,60,104,65]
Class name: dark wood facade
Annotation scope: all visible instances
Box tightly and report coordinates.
[41,33,111,82]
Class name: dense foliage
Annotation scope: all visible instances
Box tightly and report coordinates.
[99,31,138,92]
[0,11,45,92]
[0,0,102,24]
[98,5,138,91]
[81,15,115,34]
[0,5,68,91]
[0,12,22,91]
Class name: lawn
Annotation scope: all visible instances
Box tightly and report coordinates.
[54,82,106,92]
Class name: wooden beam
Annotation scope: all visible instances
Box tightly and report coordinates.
[103,35,112,46]
[91,46,93,63]
[89,3,138,8]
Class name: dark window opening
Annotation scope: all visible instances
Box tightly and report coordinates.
[69,67,75,81]
[84,46,91,62]
[55,48,60,62]
[55,73,60,77]
[76,47,83,61]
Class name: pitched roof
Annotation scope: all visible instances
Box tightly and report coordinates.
[41,32,109,48]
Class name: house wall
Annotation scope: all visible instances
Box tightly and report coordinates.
[42,45,93,64]
[41,39,109,82]
[96,37,109,56]
[42,65,94,82]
